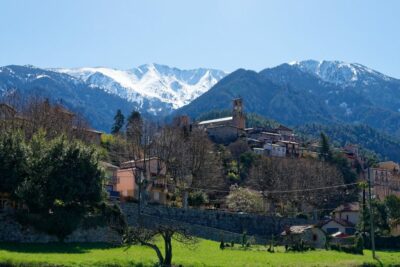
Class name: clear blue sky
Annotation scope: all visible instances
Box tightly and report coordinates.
[1,0,399,77]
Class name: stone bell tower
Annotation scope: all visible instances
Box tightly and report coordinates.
[232,98,245,130]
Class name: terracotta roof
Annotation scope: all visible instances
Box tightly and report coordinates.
[281,225,314,235]
[333,202,360,213]
[120,157,162,169]
[277,125,293,132]
[318,218,355,228]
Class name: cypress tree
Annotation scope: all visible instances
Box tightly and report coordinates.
[111,109,125,134]
[319,132,332,161]
[126,110,142,143]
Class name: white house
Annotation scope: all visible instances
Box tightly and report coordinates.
[319,202,360,236]
[264,143,286,157]
[332,202,360,226]
[319,219,356,236]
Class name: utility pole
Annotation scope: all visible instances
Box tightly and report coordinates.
[136,169,146,222]
[362,184,366,234]
[367,167,376,259]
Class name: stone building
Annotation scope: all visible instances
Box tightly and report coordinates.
[263,143,287,157]
[368,167,400,200]
[281,225,327,249]
[197,98,246,144]
[276,125,296,142]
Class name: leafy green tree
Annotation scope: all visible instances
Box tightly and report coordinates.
[111,109,125,134]
[0,131,30,198]
[227,160,240,182]
[385,195,400,226]
[100,133,130,166]
[188,191,209,207]
[318,133,358,200]
[358,200,390,236]
[17,134,105,241]
[331,152,357,184]
[239,152,258,180]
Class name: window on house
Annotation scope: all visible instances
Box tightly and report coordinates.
[326,228,339,234]
[313,234,317,241]
[345,228,356,235]
[153,192,160,201]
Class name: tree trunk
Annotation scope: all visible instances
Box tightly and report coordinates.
[163,235,173,266]
[143,242,164,266]
[183,190,188,210]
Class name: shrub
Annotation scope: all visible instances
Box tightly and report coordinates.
[219,240,225,250]
[330,235,363,255]
[188,191,209,207]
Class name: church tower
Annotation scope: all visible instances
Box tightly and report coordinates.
[232,98,245,130]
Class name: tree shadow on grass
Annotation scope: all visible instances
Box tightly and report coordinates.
[0,242,116,254]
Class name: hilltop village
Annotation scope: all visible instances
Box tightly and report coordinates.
[1,97,400,251]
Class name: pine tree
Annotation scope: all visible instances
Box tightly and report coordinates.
[111,109,125,134]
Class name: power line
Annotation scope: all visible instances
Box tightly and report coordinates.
[165,182,360,194]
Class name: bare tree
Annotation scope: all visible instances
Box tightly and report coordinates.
[1,94,90,142]
[248,156,346,216]
[153,126,223,209]
[124,223,197,267]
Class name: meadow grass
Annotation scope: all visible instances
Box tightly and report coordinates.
[0,239,399,267]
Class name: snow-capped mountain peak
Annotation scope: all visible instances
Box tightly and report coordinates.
[53,64,226,112]
[289,59,392,86]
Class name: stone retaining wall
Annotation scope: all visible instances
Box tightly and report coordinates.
[0,204,315,244]
[121,203,315,243]
[0,213,121,243]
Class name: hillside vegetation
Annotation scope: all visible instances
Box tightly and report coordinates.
[298,123,400,162]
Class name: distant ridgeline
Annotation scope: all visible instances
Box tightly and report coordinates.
[297,123,400,162]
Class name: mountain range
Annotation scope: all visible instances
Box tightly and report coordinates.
[177,60,400,137]
[54,64,226,112]
[0,64,226,131]
[1,60,400,145]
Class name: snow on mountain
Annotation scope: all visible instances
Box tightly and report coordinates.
[53,64,227,112]
[289,60,393,86]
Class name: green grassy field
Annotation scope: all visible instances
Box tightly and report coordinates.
[0,240,399,267]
